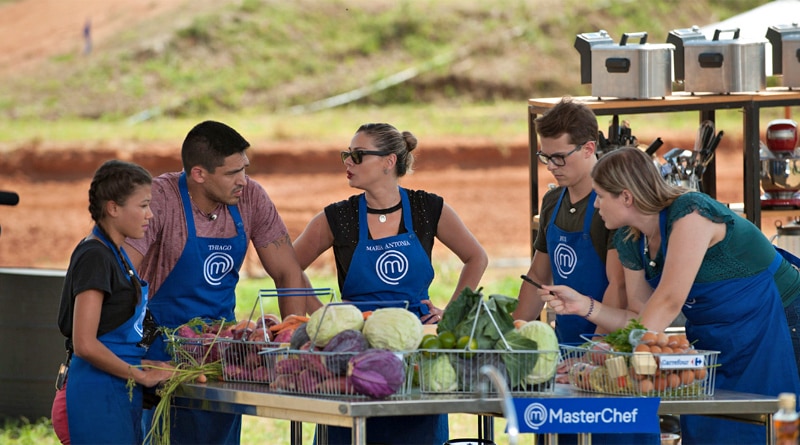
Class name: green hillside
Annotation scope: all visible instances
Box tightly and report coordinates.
[0,0,765,124]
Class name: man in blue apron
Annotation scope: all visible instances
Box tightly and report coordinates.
[126,121,316,444]
[514,98,626,344]
[514,98,659,445]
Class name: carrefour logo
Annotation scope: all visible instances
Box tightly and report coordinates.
[553,243,577,279]
[659,354,705,369]
[375,250,408,285]
[204,252,234,286]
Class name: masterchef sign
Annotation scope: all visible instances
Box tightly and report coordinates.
[513,397,660,434]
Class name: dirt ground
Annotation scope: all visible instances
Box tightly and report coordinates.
[0,134,751,278]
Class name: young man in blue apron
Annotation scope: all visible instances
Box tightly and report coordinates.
[513,98,659,445]
[513,97,626,345]
[126,121,320,444]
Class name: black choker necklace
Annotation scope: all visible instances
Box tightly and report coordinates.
[367,201,402,223]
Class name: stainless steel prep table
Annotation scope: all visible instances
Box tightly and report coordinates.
[174,382,779,445]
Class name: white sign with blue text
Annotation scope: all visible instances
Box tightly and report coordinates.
[513,397,661,434]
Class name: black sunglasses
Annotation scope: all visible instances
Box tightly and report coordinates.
[340,149,389,165]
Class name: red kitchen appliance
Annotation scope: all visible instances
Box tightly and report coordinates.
[761,119,800,208]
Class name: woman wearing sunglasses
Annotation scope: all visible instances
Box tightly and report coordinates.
[294,122,488,445]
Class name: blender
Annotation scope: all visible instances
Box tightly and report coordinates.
[760,119,800,209]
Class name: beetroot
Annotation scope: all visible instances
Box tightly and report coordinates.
[175,325,199,338]
[289,323,310,350]
[273,328,295,344]
[347,349,406,399]
[323,330,369,376]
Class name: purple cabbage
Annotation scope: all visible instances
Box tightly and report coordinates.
[347,349,405,398]
[323,329,369,375]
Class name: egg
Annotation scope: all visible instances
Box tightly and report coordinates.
[667,335,680,348]
[634,343,651,353]
[695,368,708,380]
[638,378,655,393]
[656,332,669,347]
[640,331,657,346]
[667,372,682,389]
[680,369,695,385]
[653,374,669,391]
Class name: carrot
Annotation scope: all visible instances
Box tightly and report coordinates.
[362,311,373,320]
[268,314,309,333]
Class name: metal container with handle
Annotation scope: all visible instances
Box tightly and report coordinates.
[575,30,674,99]
[766,23,800,88]
[668,27,766,93]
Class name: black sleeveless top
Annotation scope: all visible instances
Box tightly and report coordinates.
[324,188,444,290]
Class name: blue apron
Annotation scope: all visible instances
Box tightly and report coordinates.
[647,210,800,444]
[546,189,607,344]
[341,188,434,317]
[549,191,658,445]
[143,172,246,445]
[67,228,149,444]
[327,187,447,445]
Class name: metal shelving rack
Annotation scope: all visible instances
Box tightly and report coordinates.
[527,90,800,248]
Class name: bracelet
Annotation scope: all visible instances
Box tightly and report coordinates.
[583,298,595,319]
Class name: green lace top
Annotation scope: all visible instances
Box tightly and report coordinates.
[615,192,800,306]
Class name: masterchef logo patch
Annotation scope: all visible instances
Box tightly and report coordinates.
[553,243,577,279]
[204,252,235,286]
[375,250,408,285]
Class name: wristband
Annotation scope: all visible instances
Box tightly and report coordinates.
[583,298,595,319]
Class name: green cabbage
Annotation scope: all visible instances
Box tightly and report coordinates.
[306,304,364,348]
[420,354,457,392]
[362,308,423,351]
[517,320,559,384]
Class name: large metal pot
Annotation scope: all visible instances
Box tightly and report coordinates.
[668,27,766,94]
[575,30,674,99]
[771,221,800,257]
